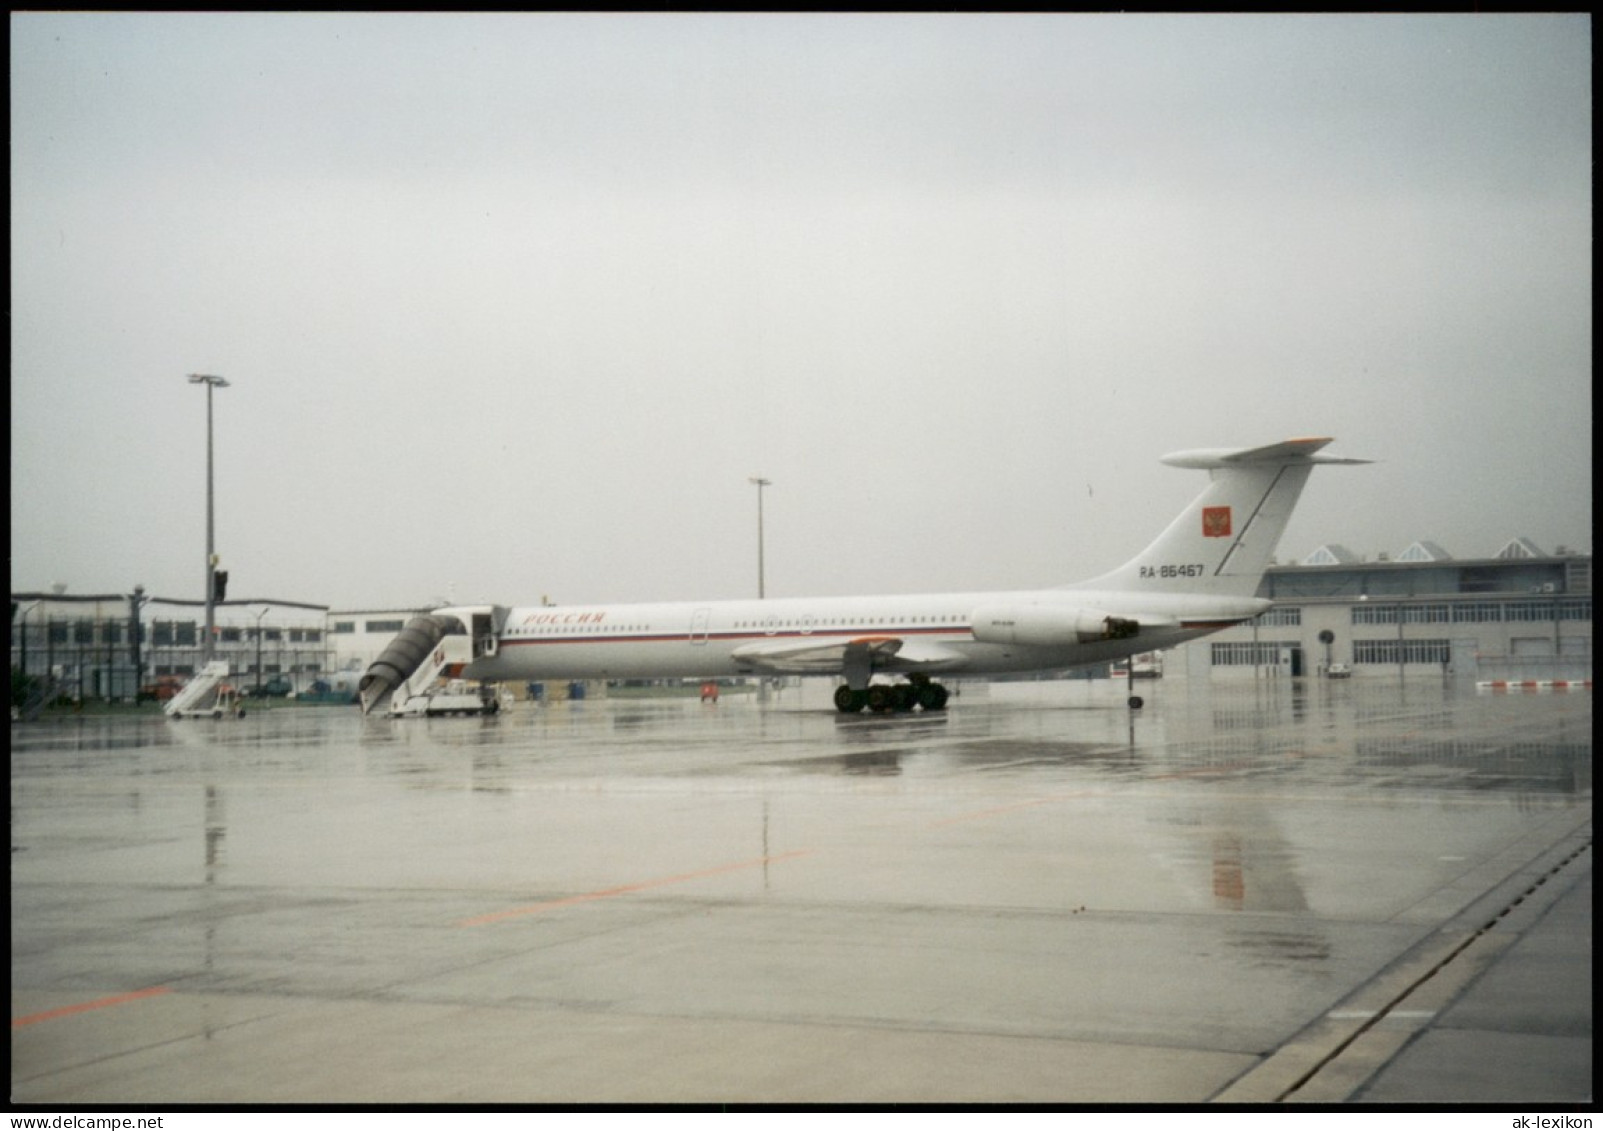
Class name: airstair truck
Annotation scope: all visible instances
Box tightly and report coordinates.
[385,631,501,717]
[359,607,508,718]
[165,660,246,719]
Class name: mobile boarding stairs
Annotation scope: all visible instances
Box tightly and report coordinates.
[165,660,245,719]
[358,609,506,717]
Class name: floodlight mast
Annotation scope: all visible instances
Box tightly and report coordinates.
[189,374,230,661]
[748,476,772,599]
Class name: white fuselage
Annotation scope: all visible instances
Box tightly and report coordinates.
[360,438,1364,714]
[463,589,1265,684]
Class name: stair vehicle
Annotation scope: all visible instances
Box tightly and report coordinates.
[389,677,502,718]
[358,614,505,718]
[166,661,247,719]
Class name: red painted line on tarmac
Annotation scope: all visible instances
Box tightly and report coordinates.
[931,793,1096,827]
[458,850,816,927]
[1145,763,1256,781]
[12,986,172,1028]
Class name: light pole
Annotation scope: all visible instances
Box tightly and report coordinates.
[189,374,230,662]
[748,477,771,599]
[17,600,42,679]
[129,586,145,700]
[252,606,269,696]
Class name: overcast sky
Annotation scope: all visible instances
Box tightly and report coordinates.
[11,13,1592,610]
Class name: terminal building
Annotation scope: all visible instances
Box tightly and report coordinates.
[7,595,458,704]
[10,591,337,703]
[1174,537,1591,683]
[9,538,1592,705]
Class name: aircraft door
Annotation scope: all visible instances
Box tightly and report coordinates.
[471,612,498,659]
[690,608,711,645]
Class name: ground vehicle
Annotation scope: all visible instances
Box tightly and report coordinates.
[299,676,362,704]
[248,678,293,698]
[1326,662,1353,679]
[138,676,184,702]
[169,684,246,719]
[390,678,500,717]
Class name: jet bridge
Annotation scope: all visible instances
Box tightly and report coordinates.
[358,606,506,715]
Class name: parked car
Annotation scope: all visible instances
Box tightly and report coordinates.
[137,676,184,702]
[1326,662,1353,679]
[248,678,294,698]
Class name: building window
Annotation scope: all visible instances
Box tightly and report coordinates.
[1354,640,1386,663]
[221,628,242,642]
[1211,641,1296,665]
[1351,605,1398,625]
[1503,601,1557,623]
[1558,599,1591,621]
[304,629,321,643]
[101,623,124,646]
[176,622,198,646]
[366,620,405,633]
[73,621,95,645]
[1458,568,1506,594]
[1354,638,1451,664]
[1452,603,1504,623]
[1401,604,1451,624]
[1256,607,1302,627]
[333,622,355,634]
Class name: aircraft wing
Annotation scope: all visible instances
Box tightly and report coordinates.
[730,635,967,676]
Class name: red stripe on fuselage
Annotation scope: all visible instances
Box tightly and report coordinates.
[497,626,974,648]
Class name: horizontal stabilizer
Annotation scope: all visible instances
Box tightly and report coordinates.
[1162,437,1372,468]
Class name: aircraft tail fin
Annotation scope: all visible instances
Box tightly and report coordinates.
[1068,437,1370,599]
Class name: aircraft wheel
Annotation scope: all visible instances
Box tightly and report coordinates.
[891,684,916,712]
[865,686,893,713]
[833,686,864,713]
[212,709,222,719]
[1128,695,1144,709]
[918,683,949,711]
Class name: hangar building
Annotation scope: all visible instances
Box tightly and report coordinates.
[1174,538,1591,683]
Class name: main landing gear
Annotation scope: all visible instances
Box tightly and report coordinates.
[834,674,949,714]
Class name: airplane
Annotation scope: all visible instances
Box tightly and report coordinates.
[359,437,1368,716]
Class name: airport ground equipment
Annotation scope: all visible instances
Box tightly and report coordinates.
[164,660,237,719]
[359,613,504,717]
[13,672,71,722]
[359,610,505,716]
[169,684,246,720]
[389,677,503,718]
